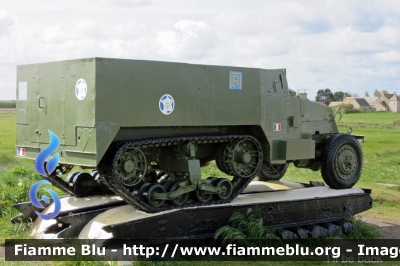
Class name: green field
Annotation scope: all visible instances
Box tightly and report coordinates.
[336,112,400,128]
[1,110,400,265]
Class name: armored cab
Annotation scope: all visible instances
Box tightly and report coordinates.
[16,58,363,212]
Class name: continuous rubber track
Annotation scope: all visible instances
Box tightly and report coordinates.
[44,172,81,197]
[97,134,263,213]
[44,171,113,198]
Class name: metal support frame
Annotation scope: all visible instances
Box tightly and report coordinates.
[12,182,372,241]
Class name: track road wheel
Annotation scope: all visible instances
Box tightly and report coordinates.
[90,170,99,179]
[132,183,151,200]
[143,184,165,207]
[159,181,173,191]
[72,172,93,196]
[193,189,212,203]
[66,172,80,185]
[207,176,218,183]
[321,134,363,189]
[168,182,189,206]
[256,163,288,181]
[215,178,233,200]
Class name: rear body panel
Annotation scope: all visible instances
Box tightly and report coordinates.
[16,59,96,166]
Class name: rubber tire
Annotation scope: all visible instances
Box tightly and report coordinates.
[215,178,233,200]
[193,189,213,203]
[168,182,189,206]
[132,183,151,199]
[90,170,99,179]
[321,134,363,189]
[72,172,93,196]
[256,163,288,181]
[143,184,166,207]
[66,172,80,184]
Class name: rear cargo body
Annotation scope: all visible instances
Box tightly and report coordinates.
[16,58,337,167]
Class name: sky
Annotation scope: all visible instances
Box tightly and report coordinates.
[1,0,399,100]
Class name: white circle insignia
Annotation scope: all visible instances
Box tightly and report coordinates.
[75,79,87,100]
[159,94,175,115]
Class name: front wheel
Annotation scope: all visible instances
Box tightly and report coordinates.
[321,134,363,189]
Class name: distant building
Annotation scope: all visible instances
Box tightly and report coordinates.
[343,97,377,105]
[390,94,400,112]
[347,98,374,111]
[364,97,378,105]
[373,101,387,112]
[329,102,342,107]
[338,93,399,112]
[376,93,400,112]
[297,93,307,99]
[343,97,353,104]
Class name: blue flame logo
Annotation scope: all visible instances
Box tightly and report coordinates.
[34,130,60,176]
[29,180,62,220]
[30,130,62,220]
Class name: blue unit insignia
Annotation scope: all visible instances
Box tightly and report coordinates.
[229,71,242,90]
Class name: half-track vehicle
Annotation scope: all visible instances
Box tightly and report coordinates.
[16,58,363,213]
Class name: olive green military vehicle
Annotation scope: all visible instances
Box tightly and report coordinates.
[16,58,363,213]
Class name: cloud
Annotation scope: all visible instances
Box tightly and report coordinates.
[377,27,400,48]
[351,6,384,32]
[0,10,14,36]
[373,51,400,64]
[0,0,400,100]
[256,2,333,35]
[215,14,261,35]
[376,0,400,18]
[296,18,332,34]
[105,0,151,8]
[319,27,386,55]
[154,20,217,60]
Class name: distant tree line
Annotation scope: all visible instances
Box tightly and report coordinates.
[373,89,389,97]
[0,101,16,108]
[315,89,390,105]
[288,89,297,96]
[315,89,351,105]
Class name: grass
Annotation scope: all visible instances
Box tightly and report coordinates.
[0,109,18,158]
[214,211,381,245]
[344,217,381,239]
[0,111,66,246]
[0,162,50,245]
[335,111,400,128]
[337,120,400,220]
[214,210,280,246]
[1,110,400,265]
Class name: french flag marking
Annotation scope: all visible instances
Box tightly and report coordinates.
[273,123,281,131]
[17,148,26,156]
